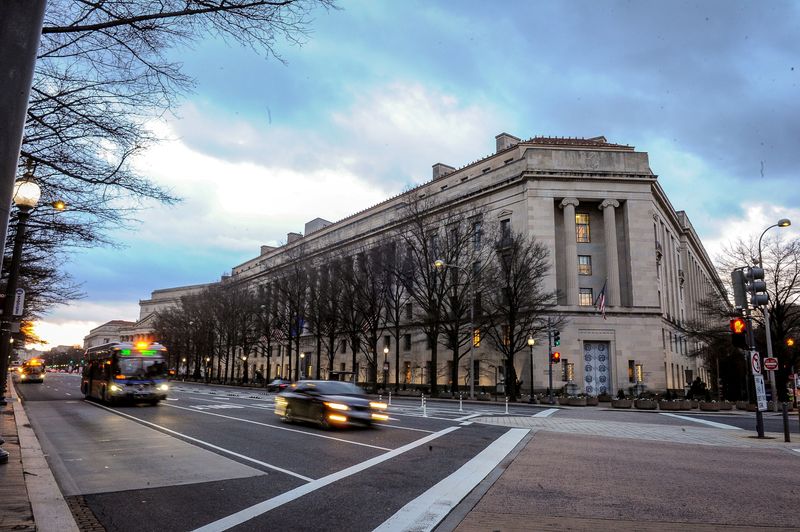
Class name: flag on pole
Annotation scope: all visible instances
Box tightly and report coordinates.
[594,280,607,320]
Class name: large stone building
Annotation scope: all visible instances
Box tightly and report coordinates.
[137,132,724,395]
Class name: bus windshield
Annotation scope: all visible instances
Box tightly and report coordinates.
[117,357,167,379]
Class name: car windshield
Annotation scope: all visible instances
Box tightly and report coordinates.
[310,381,365,396]
[117,357,167,379]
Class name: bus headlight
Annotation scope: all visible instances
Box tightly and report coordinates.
[109,384,123,392]
[157,384,169,392]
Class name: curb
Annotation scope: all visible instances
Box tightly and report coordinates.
[10,379,80,532]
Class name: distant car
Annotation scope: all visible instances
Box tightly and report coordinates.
[266,378,291,392]
[274,380,388,429]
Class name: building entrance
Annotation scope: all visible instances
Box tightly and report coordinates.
[583,341,610,396]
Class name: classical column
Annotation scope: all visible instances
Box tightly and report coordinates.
[599,199,621,307]
[560,198,580,305]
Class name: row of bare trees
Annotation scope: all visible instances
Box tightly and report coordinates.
[154,200,557,398]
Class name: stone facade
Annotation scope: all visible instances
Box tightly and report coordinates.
[137,132,724,395]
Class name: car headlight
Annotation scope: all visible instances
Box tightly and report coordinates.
[20,374,26,380]
[324,401,350,411]
[109,384,123,392]
[369,401,387,410]
[157,384,169,392]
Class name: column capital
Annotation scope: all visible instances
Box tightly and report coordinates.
[599,199,620,210]
[559,197,580,209]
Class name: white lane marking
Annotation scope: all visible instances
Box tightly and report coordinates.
[87,402,312,482]
[374,428,529,532]
[193,426,461,532]
[532,408,559,418]
[793,449,800,455]
[380,424,435,434]
[165,403,392,451]
[65,392,72,396]
[659,412,742,430]
[454,413,482,422]
[166,398,179,401]
[460,421,473,426]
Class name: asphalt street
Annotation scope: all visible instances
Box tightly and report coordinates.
[14,373,800,531]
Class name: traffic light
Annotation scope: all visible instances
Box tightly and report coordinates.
[730,270,748,309]
[553,330,561,347]
[551,351,561,364]
[745,267,768,307]
[787,338,796,348]
[729,317,748,349]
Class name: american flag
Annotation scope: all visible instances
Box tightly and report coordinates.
[594,280,607,320]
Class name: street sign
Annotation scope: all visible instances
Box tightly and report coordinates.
[754,374,768,411]
[12,288,24,316]
[763,357,779,371]
[750,351,761,375]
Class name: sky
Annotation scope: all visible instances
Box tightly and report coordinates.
[29,0,800,349]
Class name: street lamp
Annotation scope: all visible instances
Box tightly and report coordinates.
[181,357,187,380]
[205,357,211,382]
[0,169,41,407]
[383,346,389,387]
[299,353,305,379]
[242,355,248,384]
[527,336,535,404]
[434,259,476,399]
[757,218,791,411]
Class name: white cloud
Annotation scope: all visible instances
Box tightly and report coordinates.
[28,300,141,350]
[702,204,800,263]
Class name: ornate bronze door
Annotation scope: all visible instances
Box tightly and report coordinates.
[583,341,610,396]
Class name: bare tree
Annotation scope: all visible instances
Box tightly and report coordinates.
[352,245,389,391]
[482,229,556,401]
[9,0,335,341]
[383,241,410,391]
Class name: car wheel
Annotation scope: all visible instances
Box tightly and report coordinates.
[150,399,160,406]
[284,405,294,423]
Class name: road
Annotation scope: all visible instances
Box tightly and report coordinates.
[14,373,800,531]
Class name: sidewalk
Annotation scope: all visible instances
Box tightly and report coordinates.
[0,377,78,532]
[448,414,800,532]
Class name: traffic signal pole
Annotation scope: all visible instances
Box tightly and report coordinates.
[547,317,554,405]
[746,309,765,438]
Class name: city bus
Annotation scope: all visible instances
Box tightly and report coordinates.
[18,358,45,383]
[82,341,169,405]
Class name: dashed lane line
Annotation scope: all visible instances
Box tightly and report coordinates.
[164,403,392,451]
[192,426,461,532]
[87,402,312,482]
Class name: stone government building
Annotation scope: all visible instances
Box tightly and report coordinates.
[86,132,725,396]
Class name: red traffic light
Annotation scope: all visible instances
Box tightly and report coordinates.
[729,317,746,334]
[551,351,561,363]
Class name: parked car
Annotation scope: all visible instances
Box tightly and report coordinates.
[274,380,388,429]
[266,378,292,392]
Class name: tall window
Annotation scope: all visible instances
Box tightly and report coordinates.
[576,213,590,243]
[405,302,413,320]
[403,334,412,350]
[579,288,593,306]
[578,255,592,275]
[500,219,511,244]
[472,220,483,250]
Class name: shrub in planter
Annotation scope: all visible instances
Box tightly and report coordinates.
[699,401,720,411]
[585,396,599,406]
[476,393,490,401]
[718,401,734,411]
[568,396,587,406]
[659,400,681,411]
[634,398,658,410]
[736,401,749,410]
[558,396,571,406]
[680,400,692,410]
[597,392,612,403]
[611,398,633,408]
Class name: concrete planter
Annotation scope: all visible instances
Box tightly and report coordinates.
[736,401,749,410]
[634,399,658,410]
[567,397,587,406]
[746,403,757,412]
[718,402,734,411]
[679,400,693,410]
[611,399,633,408]
[699,402,721,411]
[558,397,572,406]
[585,396,599,406]
[658,401,681,411]
[597,394,613,403]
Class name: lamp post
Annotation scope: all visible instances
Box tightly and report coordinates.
[205,357,211,383]
[0,172,41,406]
[299,353,305,379]
[527,336,535,403]
[181,358,187,380]
[434,259,476,399]
[383,346,389,388]
[242,355,248,384]
[757,218,791,411]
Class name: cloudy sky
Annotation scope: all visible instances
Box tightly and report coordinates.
[31,0,800,349]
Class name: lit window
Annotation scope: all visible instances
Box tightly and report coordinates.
[576,213,590,243]
[578,255,592,275]
[473,328,481,348]
[579,288,593,306]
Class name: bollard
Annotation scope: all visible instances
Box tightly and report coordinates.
[388,391,392,406]
[783,402,791,443]
[459,393,463,413]
[422,395,427,417]
[379,394,382,402]
[505,396,509,414]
